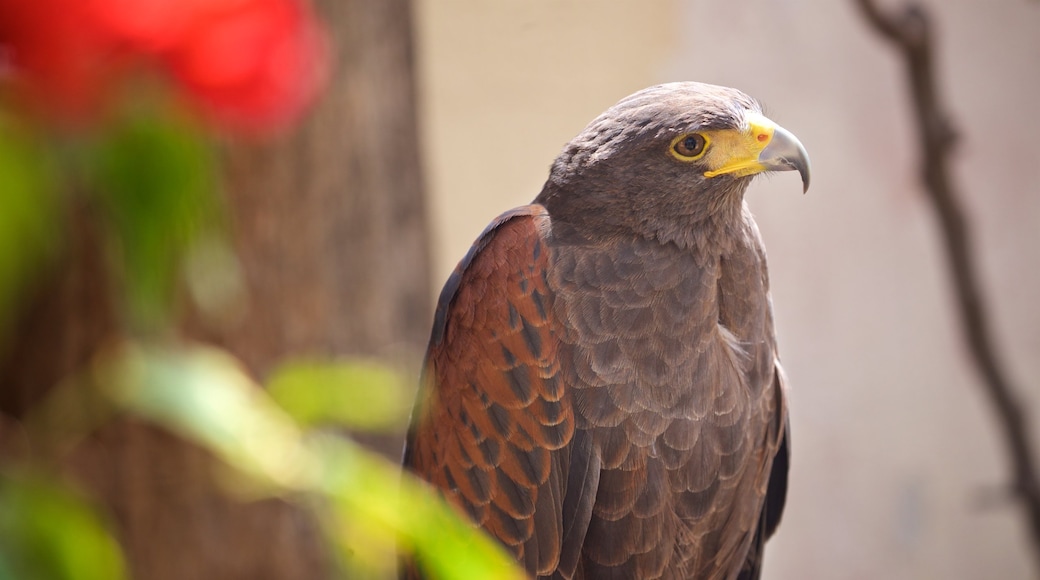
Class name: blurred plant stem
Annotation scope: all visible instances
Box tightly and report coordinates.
[0,113,59,349]
[855,0,1040,573]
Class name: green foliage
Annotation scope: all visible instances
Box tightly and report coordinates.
[0,58,521,580]
[98,342,522,579]
[0,114,57,343]
[267,359,414,431]
[103,344,313,490]
[0,101,526,577]
[0,472,126,580]
[89,105,219,332]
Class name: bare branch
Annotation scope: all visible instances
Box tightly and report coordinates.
[855,0,1040,571]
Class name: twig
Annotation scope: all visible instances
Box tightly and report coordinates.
[855,0,1040,571]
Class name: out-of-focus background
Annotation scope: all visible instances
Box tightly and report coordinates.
[1,0,1037,579]
[416,1,1040,578]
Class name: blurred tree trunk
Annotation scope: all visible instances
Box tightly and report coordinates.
[0,0,430,578]
[203,0,431,379]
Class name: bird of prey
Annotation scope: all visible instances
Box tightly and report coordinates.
[403,82,808,580]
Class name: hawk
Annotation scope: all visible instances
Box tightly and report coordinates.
[404,82,809,579]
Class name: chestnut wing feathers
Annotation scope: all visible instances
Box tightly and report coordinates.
[403,206,578,576]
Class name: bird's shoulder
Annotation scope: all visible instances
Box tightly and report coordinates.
[427,204,552,348]
[405,203,575,573]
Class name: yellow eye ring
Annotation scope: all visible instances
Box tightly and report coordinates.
[669,133,710,161]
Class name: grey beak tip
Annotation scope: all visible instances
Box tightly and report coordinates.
[758,123,811,195]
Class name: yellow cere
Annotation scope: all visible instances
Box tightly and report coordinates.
[700,112,777,179]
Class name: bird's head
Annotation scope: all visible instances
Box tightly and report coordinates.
[537,82,810,247]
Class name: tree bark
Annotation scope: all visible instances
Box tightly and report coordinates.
[205,0,431,372]
[0,0,430,578]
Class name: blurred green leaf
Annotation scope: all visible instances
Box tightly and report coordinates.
[89,105,219,332]
[101,343,314,490]
[314,437,525,580]
[267,359,413,431]
[99,342,523,579]
[0,114,57,340]
[0,471,126,580]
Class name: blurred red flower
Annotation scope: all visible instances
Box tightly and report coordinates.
[93,0,328,130]
[0,0,117,119]
[0,0,327,130]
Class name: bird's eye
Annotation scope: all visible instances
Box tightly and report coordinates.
[670,133,709,160]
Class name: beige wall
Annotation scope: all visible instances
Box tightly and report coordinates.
[415,1,1040,577]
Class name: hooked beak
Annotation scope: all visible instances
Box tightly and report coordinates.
[759,123,811,193]
[703,113,812,193]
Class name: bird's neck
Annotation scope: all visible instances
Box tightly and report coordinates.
[538,180,752,258]
[648,199,748,259]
